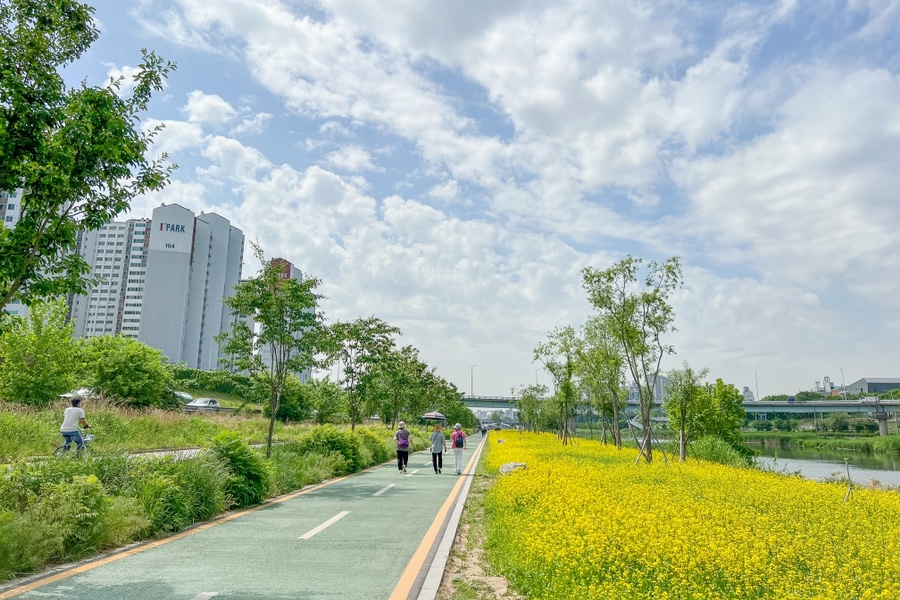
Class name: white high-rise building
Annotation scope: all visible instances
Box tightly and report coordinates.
[69,219,150,338]
[67,203,244,369]
[138,204,244,369]
[0,189,28,317]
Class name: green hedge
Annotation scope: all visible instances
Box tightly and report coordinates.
[170,366,252,398]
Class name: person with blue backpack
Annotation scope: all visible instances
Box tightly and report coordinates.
[450,423,466,475]
[394,421,411,473]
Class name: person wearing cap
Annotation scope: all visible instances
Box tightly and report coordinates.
[450,423,466,475]
[394,421,412,473]
[429,423,446,474]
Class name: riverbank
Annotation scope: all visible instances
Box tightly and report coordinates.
[743,431,900,454]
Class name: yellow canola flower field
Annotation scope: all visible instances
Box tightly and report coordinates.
[483,432,900,600]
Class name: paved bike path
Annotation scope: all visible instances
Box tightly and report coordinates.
[2,440,486,600]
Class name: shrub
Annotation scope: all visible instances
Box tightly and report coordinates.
[170,365,252,397]
[269,443,348,495]
[79,336,176,408]
[31,475,110,558]
[297,425,361,474]
[133,472,192,535]
[0,510,61,580]
[210,431,272,508]
[353,427,391,467]
[691,436,753,467]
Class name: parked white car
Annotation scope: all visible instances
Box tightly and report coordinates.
[184,397,221,412]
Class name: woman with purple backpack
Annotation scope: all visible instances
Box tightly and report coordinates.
[394,421,411,473]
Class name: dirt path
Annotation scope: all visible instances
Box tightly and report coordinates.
[435,470,522,600]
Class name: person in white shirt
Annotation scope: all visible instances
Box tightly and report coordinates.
[60,398,91,455]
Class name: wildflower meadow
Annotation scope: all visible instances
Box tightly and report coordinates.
[483,432,900,600]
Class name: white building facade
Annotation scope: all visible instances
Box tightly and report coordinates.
[0,189,27,317]
[68,203,244,369]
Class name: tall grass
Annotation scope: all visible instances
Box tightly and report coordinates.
[0,400,316,461]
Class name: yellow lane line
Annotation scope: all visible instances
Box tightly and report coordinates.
[0,470,362,599]
[389,441,483,600]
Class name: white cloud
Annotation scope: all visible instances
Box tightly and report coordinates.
[183,90,237,126]
[231,112,273,135]
[324,146,377,172]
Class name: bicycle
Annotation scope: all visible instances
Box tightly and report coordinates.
[54,431,95,458]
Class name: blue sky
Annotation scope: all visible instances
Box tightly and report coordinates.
[71,0,900,397]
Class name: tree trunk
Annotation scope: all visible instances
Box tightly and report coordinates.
[266,389,281,459]
[679,412,687,461]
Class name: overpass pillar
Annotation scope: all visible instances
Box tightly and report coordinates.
[876,413,890,436]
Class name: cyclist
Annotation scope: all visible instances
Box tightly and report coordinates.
[59,397,91,456]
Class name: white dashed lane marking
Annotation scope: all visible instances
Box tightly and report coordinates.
[299,511,350,540]
[373,484,395,496]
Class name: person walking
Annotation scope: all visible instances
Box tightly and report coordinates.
[429,423,447,474]
[59,397,91,456]
[450,423,466,475]
[395,421,411,473]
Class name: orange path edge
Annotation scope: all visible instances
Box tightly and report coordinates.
[389,440,483,600]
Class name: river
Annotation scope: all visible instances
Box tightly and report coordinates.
[753,444,900,487]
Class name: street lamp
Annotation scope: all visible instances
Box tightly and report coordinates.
[755,371,759,402]
[470,364,476,397]
[840,368,847,401]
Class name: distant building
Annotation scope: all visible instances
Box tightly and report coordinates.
[629,374,671,404]
[813,375,837,395]
[138,204,244,369]
[845,378,900,395]
[68,203,244,369]
[742,386,755,402]
[1,189,27,317]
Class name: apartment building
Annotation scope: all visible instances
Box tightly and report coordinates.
[69,203,244,369]
[0,189,27,317]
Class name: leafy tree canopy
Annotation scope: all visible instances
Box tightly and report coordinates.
[79,335,175,407]
[0,298,78,404]
[0,0,175,317]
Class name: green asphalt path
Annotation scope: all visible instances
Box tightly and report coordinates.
[6,440,486,600]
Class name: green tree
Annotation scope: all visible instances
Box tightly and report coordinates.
[79,335,174,407]
[322,316,400,430]
[577,316,626,448]
[0,299,79,404]
[365,345,426,428]
[582,256,682,463]
[218,246,324,458]
[664,362,710,461]
[534,325,580,445]
[0,0,175,317]
[515,383,551,432]
[423,373,474,429]
[699,379,752,460]
[306,377,347,425]
[254,374,311,422]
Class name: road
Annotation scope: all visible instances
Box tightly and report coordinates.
[1,439,486,600]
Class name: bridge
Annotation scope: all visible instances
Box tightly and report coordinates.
[461,395,518,410]
[462,396,900,436]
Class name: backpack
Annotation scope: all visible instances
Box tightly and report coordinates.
[397,435,409,448]
[454,432,464,448]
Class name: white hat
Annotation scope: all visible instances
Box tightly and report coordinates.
[454,423,462,430]
[398,421,406,429]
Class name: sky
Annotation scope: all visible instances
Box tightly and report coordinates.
[68,0,900,399]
